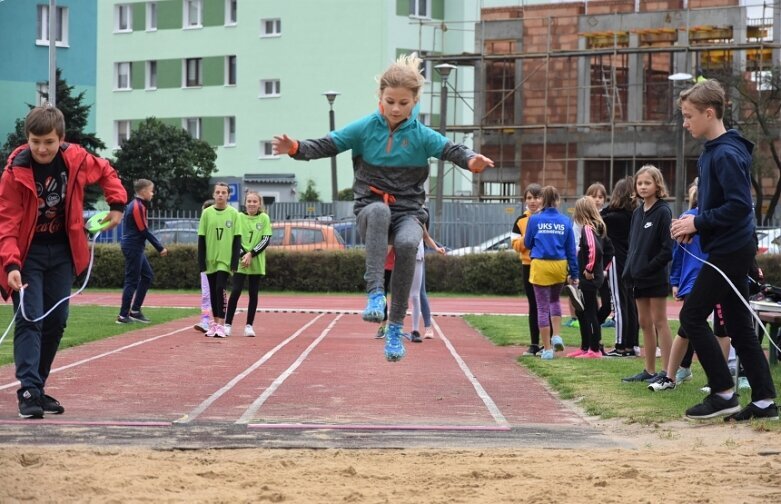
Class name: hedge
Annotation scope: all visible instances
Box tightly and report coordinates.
[85,244,781,295]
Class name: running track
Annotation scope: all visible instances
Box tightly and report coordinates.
[0,292,639,448]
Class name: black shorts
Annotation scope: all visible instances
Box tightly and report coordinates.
[634,283,670,299]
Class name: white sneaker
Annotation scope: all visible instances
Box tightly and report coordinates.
[194,321,210,333]
[424,328,434,339]
[633,346,642,357]
[214,324,226,338]
[737,376,751,390]
[244,325,256,337]
[205,322,217,337]
[224,324,232,337]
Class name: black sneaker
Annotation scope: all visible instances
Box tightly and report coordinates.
[523,345,542,356]
[724,402,779,422]
[563,284,585,315]
[41,394,64,415]
[622,369,655,382]
[645,370,667,383]
[18,389,43,419]
[410,330,422,343]
[116,315,132,324]
[129,311,150,323]
[606,348,636,357]
[648,376,676,391]
[685,393,741,420]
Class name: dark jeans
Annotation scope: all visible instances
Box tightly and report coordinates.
[680,241,776,402]
[225,273,261,326]
[12,242,73,395]
[120,246,153,317]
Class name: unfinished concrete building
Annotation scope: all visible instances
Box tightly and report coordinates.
[429,0,778,215]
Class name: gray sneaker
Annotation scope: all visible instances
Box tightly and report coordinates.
[675,367,693,383]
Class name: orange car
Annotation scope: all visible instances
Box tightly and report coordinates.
[269,221,345,251]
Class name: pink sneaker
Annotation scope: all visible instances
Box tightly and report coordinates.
[214,324,226,338]
[566,349,588,358]
[576,350,603,359]
[204,322,217,337]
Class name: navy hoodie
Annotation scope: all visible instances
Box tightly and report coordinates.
[694,129,755,255]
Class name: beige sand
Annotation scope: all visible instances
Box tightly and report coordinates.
[1,419,780,503]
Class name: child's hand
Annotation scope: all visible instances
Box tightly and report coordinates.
[467,154,494,173]
[435,245,446,255]
[672,286,681,300]
[272,135,296,155]
[106,210,123,230]
[584,270,594,280]
[7,270,25,291]
[160,248,168,257]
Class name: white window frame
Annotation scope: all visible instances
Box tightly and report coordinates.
[183,58,203,88]
[752,70,773,92]
[409,0,431,19]
[225,117,236,146]
[259,140,278,159]
[116,120,131,148]
[225,55,237,86]
[146,2,158,31]
[115,62,132,90]
[146,61,157,90]
[225,0,237,26]
[36,82,49,106]
[260,18,281,37]
[183,117,202,140]
[259,79,280,98]
[183,0,203,29]
[36,5,69,47]
[115,4,132,33]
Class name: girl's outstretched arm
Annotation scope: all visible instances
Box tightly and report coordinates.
[467,154,494,173]
[272,134,297,155]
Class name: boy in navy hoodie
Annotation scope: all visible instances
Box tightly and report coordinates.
[671,79,777,421]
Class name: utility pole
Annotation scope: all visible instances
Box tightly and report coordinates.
[433,64,456,241]
[48,0,57,106]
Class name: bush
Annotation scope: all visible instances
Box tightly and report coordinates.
[88,245,781,295]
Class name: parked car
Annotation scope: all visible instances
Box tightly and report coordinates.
[757,227,781,255]
[156,221,345,251]
[333,220,364,248]
[449,232,513,256]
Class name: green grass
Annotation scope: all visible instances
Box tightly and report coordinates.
[0,305,198,367]
[465,314,781,428]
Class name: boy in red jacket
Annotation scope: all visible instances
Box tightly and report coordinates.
[0,105,127,418]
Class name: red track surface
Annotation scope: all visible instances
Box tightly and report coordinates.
[0,292,591,428]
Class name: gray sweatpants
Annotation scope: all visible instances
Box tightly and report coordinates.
[357,202,423,325]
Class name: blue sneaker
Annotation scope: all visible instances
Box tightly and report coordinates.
[540,349,554,360]
[551,335,565,352]
[362,290,386,323]
[601,318,616,328]
[384,323,406,362]
[675,367,693,384]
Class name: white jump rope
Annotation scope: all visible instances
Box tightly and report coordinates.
[677,241,781,356]
[0,212,109,348]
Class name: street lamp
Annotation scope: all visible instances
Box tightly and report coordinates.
[323,90,341,202]
[668,72,693,215]
[433,63,456,241]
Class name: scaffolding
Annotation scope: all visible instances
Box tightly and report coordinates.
[420,0,780,216]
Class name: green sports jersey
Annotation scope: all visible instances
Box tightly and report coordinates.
[238,212,272,275]
[198,205,240,273]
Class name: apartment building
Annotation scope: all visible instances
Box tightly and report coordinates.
[95,0,486,205]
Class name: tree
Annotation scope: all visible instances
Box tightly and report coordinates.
[112,118,217,211]
[337,187,354,201]
[299,179,321,202]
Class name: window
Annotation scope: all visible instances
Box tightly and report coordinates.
[260,18,281,37]
[259,140,277,158]
[36,4,68,46]
[226,55,236,85]
[116,120,131,148]
[409,0,431,18]
[183,118,202,139]
[36,82,49,106]
[115,62,131,90]
[225,117,236,146]
[259,79,280,98]
[183,0,202,28]
[225,0,237,25]
[146,2,158,31]
[752,70,772,92]
[184,58,202,87]
[146,61,157,90]
[115,4,132,32]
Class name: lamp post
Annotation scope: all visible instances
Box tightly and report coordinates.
[48,0,57,106]
[433,63,456,241]
[323,90,341,202]
[668,72,692,215]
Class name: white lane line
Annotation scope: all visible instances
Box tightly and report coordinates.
[175,313,326,424]
[0,326,192,391]
[432,318,510,428]
[235,313,343,424]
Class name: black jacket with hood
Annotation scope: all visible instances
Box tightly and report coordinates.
[623,199,674,288]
